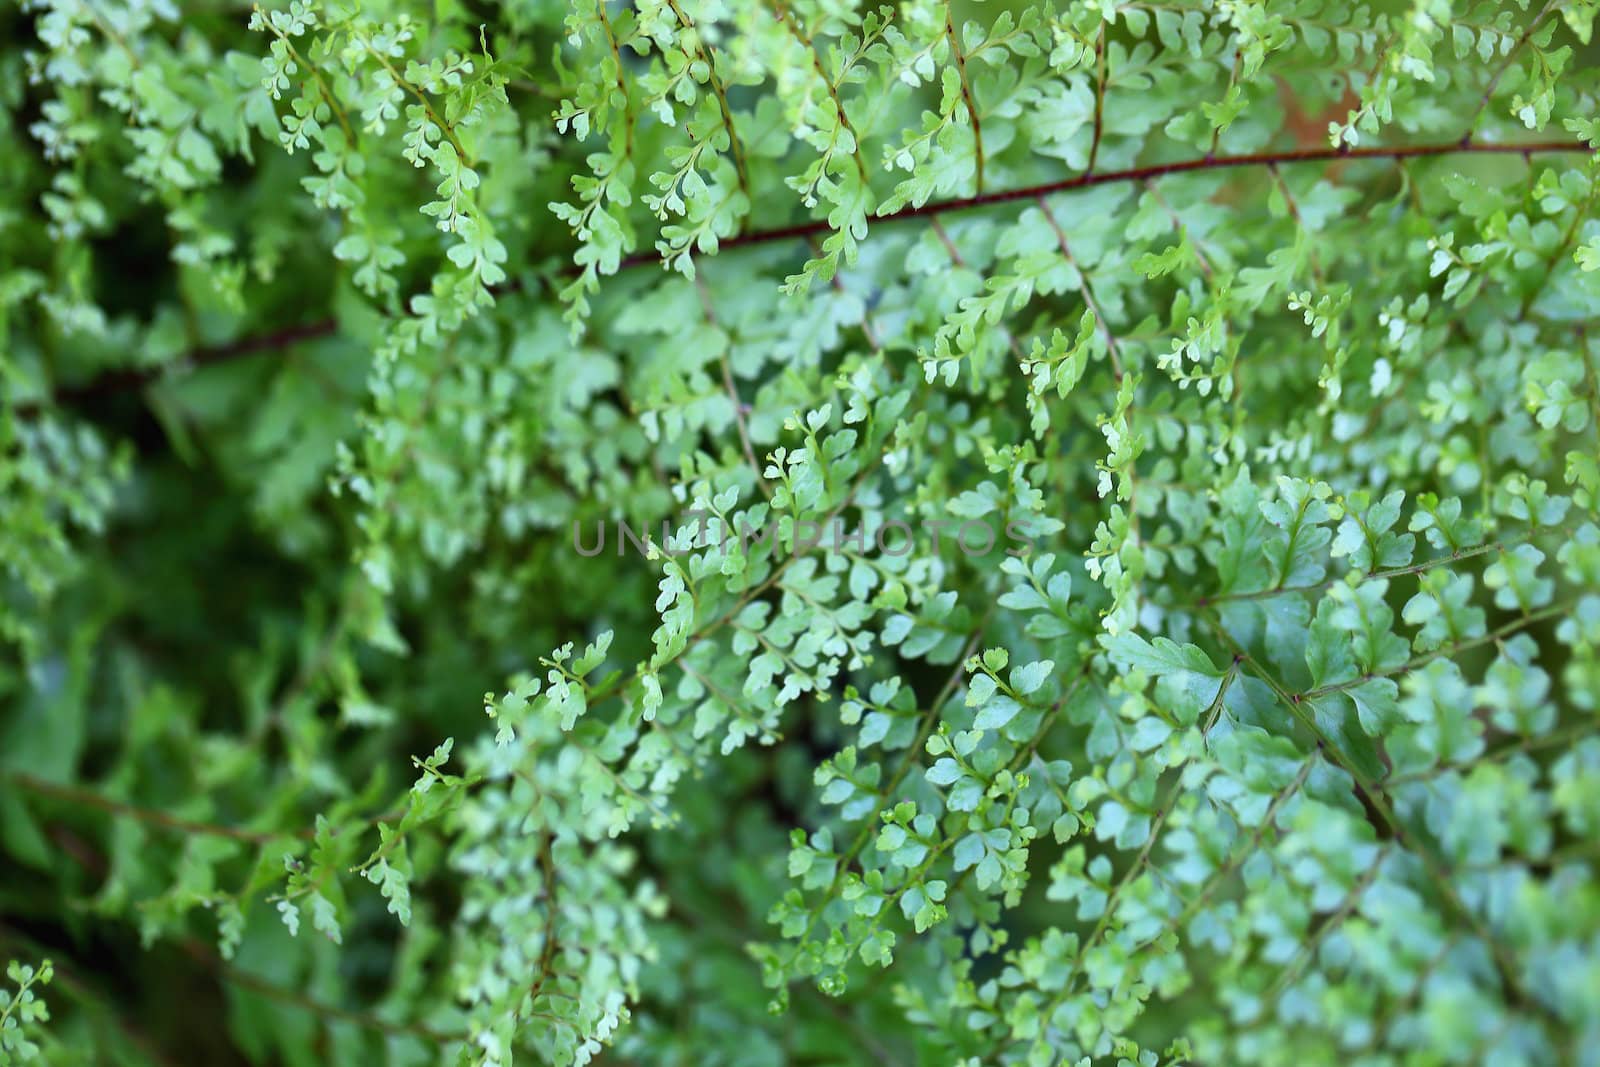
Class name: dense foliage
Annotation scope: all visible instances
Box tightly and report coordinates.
[3,0,1599,1062]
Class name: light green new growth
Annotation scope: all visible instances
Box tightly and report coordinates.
[2,0,1599,1064]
